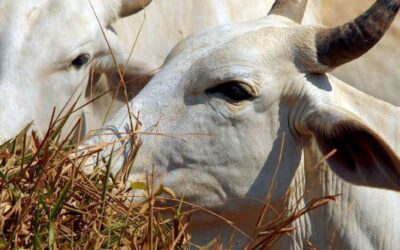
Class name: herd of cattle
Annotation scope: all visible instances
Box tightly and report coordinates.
[1,0,400,249]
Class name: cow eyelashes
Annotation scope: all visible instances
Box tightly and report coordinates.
[206,81,254,102]
[71,54,91,69]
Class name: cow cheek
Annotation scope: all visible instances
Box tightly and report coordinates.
[34,73,88,132]
[0,84,35,142]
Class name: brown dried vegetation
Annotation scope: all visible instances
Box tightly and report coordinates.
[0,105,334,249]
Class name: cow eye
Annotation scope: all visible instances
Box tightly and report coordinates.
[71,54,91,68]
[206,81,254,102]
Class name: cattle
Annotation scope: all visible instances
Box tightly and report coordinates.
[0,0,152,143]
[0,0,323,144]
[92,0,400,129]
[84,0,400,248]
[1,0,399,145]
[89,0,321,127]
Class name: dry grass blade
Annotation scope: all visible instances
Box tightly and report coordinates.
[0,109,334,249]
[246,195,338,250]
[0,107,191,249]
[0,94,340,250]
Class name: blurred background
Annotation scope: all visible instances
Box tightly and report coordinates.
[321,0,400,105]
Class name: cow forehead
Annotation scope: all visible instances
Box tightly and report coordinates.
[0,0,115,32]
[0,0,115,65]
[1,1,81,21]
[169,16,293,60]
[159,16,295,85]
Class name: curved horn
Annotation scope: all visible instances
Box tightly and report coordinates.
[268,0,308,23]
[315,0,400,69]
[119,0,152,18]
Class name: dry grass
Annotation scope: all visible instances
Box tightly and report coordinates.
[0,103,335,249]
[0,105,190,249]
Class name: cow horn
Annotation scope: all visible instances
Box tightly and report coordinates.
[268,0,308,23]
[315,0,400,70]
[119,0,152,17]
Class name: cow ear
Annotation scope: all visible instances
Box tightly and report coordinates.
[303,108,400,191]
[119,0,152,18]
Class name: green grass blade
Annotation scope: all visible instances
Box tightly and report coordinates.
[20,131,27,171]
[38,192,50,217]
[33,204,41,250]
[48,222,55,250]
[50,179,72,221]
[100,144,115,217]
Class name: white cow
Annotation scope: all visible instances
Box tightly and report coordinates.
[90,0,322,127]
[92,0,400,130]
[0,0,151,143]
[85,0,400,249]
[0,0,321,143]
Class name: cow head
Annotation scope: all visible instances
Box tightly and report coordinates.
[0,0,151,142]
[87,0,400,219]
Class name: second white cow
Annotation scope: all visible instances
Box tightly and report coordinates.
[0,0,321,143]
[0,0,150,142]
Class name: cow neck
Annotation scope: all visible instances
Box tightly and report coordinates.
[288,75,400,249]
